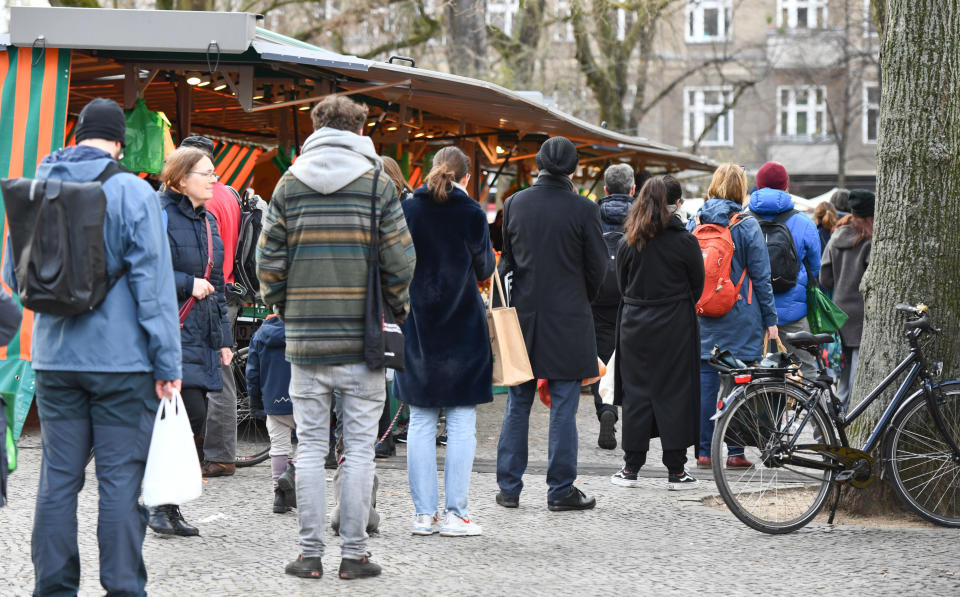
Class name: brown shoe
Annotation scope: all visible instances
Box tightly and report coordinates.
[201,461,236,477]
[696,456,712,469]
[725,455,754,469]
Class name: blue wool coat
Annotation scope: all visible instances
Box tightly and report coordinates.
[688,199,779,361]
[747,188,822,324]
[162,189,232,391]
[393,185,496,408]
[246,316,292,415]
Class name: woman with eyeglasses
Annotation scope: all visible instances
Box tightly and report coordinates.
[149,147,233,537]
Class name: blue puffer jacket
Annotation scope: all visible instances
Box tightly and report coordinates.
[161,189,232,390]
[598,193,633,233]
[688,199,779,361]
[245,316,291,416]
[2,145,181,379]
[747,188,822,324]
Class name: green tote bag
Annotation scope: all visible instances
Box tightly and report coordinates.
[805,264,848,334]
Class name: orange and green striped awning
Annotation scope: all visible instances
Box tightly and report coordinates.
[213,140,262,192]
[0,45,71,437]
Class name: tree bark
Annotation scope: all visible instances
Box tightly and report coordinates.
[445,0,488,78]
[845,0,960,513]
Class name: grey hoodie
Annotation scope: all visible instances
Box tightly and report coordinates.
[288,127,382,194]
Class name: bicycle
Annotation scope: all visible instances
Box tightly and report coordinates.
[232,346,271,467]
[707,302,960,534]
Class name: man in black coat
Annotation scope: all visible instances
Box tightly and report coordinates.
[495,136,608,511]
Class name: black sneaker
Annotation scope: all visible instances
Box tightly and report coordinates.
[667,471,699,491]
[273,488,290,514]
[610,465,640,487]
[285,555,323,579]
[338,553,382,579]
[598,410,617,450]
[395,429,408,444]
[495,491,519,508]
[436,433,447,446]
[277,464,297,508]
[547,486,597,511]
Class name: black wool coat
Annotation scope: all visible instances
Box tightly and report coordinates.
[499,173,609,380]
[162,189,232,391]
[393,185,497,408]
[614,216,705,452]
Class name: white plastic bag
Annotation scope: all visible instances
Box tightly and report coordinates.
[142,391,202,507]
[598,350,615,406]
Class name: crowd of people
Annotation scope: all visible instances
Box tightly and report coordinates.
[0,93,874,593]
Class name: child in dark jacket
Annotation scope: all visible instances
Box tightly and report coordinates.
[245,315,295,513]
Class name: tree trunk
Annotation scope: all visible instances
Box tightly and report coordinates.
[845,0,960,513]
[445,0,487,78]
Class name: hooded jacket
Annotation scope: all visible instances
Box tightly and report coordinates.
[747,188,822,324]
[597,193,633,233]
[820,225,871,347]
[257,128,416,365]
[688,198,779,361]
[246,316,292,416]
[2,145,181,379]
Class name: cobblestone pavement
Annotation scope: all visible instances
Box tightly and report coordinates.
[2,392,959,596]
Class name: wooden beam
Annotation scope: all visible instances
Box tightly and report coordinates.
[249,80,412,113]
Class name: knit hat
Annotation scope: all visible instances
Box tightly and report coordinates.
[75,98,127,147]
[536,136,579,176]
[756,161,789,191]
[848,189,875,217]
[179,135,215,157]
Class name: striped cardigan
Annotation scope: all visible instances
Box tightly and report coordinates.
[256,169,416,365]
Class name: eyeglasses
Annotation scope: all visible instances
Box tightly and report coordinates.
[190,170,219,180]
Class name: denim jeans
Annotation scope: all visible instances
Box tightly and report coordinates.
[203,304,239,463]
[32,370,156,597]
[497,379,580,502]
[290,362,383,560]
[407,405,476,518]
[698,362,743,458]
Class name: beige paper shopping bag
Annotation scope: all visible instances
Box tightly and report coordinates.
[486,268,534,386]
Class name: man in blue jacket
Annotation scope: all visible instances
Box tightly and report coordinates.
[4,98,182,596]
[748,162,821,376]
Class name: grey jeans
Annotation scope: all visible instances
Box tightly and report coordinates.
[203,303,239,463]
[291,361,384,559]
[779,317,818,379]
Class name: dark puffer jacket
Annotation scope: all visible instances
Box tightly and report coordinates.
[162,189,232,391]
[246,316,292,416]
[597,193,633,233]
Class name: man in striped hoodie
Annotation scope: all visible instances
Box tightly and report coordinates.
[257,95,415,581]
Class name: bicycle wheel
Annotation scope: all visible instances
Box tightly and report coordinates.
[712,380,837,534]
[233,347,270,467]
[884,383,960,527]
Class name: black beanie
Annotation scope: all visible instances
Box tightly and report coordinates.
[536,136,579,176]
[848,189,875,217]
[180,135,215,157]
[75,98,127,147]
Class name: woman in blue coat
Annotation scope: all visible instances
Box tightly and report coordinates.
[152,147,233,536]
[687,164,779,470]
[394,146,496,537]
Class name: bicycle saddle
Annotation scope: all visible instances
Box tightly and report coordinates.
[783,331,834,347]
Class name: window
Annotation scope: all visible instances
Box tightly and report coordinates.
[777,0,828,29]
[487,0,520,36]
[684,86,734,147]
[554,0,575,42]
[686,0,732,42]
[863,82,880,144]
[777,86,827,137]
[863,0,879,37]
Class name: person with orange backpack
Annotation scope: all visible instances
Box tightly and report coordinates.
[687,164,779,470]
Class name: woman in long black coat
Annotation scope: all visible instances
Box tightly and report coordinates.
[612,176,705,490]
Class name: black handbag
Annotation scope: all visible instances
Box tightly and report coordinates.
[362,168,405,371]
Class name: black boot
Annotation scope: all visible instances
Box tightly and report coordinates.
[148,505,176,535]
[277,463,296,509]
[375,435,395,459]
[168,505,199,536]
[273,488,291,514]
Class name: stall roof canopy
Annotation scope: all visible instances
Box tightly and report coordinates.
[7,6,717,172]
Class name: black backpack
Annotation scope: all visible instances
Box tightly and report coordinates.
[0,163,125,316]
[232,188,263,303]
[593,230,623,308]
[755,209,800,293]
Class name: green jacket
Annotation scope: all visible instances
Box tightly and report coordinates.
[256,169,416,365]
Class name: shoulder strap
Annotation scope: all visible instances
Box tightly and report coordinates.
[772,209,799,226]
[202,215,214,281]
[94,160,127,184]
[729,212,750,230]
[368,168,381,261]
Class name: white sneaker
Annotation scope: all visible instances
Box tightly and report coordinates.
[439,512,483,537]
[411,513,438,536]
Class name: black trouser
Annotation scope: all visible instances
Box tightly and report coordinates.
[180,387,208,440]
[592,307,618,422]
[625,448,687,476]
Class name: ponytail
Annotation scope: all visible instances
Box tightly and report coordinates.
[425,146,470,203]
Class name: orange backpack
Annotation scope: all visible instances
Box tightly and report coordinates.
[693,213,752,317]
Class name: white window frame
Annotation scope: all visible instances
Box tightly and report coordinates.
[863,0,879,37]
[777,85,828,138]
[487,0,520,36]
[776,0,828,29]
[863,82,880,144]
[685,0,732,43]
[554,0,575,42]
[683,86,735,147]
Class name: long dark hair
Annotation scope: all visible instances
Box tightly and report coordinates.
[624,178,671,248]
[425,146,470,203]
[836,214,874,246]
